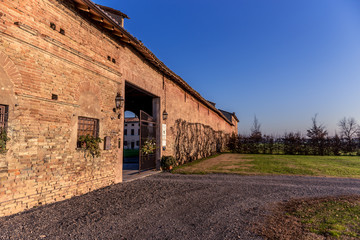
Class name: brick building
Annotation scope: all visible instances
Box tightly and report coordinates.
[0,0,238,216]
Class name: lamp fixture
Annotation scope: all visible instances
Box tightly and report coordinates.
[115,92,124,109]
[162,110,168,121]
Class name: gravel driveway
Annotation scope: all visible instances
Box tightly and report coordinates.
[1,174,360,240]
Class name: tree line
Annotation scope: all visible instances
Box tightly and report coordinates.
[228,115,360,156]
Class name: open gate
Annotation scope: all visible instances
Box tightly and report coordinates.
[139,110,156,171]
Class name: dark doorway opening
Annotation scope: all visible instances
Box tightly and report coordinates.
[123,82,159,179]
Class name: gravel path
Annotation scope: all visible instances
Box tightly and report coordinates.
[1,174,360,240]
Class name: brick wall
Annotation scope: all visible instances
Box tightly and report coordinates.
[0,0,237,216]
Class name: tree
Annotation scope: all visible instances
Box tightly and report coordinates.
[283,132,302,155]
[249,115,262,153]
[307,114,328,155]
[227,133,238,152]
[250,115,262,138]
[338,117,358,154]
[330,133,342,156]
[338,117,358,140]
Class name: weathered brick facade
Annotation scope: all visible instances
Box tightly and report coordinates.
[0,0,238,216]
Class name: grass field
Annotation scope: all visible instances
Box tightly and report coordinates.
[292,197,360,238]
[258,196,360,239]
[123,149,139,158]
[173,153,360,178]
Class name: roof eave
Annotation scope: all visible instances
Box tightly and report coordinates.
[72,0,234,126]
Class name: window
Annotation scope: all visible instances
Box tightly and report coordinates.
[0,105,9,152]
[124,129,127,135]
[131,124,134,126]
[136,141,139,146]
[131,142,135,149]
[125,124,127,127]
[77,117,99,148]
[124,141,128,146]
[131,129,134,135]
[138,129,140,135]
[0,105,8,131]
[78,117,99,138]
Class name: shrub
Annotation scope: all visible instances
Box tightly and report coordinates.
[78,135,102,157]
[0,128,9,153]
[161,156,176,170]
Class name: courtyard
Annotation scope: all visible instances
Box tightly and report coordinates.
[1,171,360,239]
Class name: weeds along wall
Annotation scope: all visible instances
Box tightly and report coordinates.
[0,0,237,216]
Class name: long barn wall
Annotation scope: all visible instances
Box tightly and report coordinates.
[0,0,237,216]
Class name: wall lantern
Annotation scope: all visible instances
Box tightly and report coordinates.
[115,92,124,109]
[162,110,168,120]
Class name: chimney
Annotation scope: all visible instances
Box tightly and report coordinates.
[96,5,130,28]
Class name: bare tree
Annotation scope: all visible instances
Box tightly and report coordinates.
[338,117,358,154]
[249,115,262,153]
[250,115,261,138]
[338,117,358,141]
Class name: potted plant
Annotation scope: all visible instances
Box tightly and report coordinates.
[77,134,102,157]
[140,138,156,156]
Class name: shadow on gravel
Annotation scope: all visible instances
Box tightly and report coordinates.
[1,174,360,239]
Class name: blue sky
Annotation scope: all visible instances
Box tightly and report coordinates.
[96,0,360,135]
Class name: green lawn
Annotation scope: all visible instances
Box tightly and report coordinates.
[291,197,360,238]
[173,153,360,178]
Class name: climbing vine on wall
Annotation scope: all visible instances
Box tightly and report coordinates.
[171,119,229,165]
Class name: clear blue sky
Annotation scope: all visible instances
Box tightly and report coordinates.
[95,0,360,135]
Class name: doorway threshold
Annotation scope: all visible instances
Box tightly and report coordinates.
[122,169,160,183]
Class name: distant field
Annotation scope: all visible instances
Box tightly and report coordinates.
[173,153,360,178]
[123,149,139,158]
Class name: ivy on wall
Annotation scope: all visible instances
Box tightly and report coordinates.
[172,119,229,165]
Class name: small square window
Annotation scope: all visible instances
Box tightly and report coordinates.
[77,116,99,148]
[50,22,56,30]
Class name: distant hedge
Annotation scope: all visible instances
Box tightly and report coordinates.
[227,133,359,156]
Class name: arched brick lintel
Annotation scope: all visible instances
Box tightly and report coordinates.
[0,51,22,87]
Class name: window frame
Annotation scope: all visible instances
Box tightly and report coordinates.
[77,116,99,148]
[0,105,9,131]
[77,116,99,138]
[0,105,9,153]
